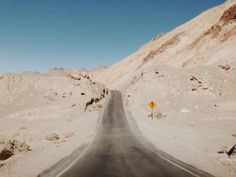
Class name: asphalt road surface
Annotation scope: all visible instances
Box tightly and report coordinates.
[59,90,213,177]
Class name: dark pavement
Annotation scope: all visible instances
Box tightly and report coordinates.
[60,90,213,177]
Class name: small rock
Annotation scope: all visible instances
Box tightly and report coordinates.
[201,87,208,90]
[94,98,101,103]
[45,133,60,141]
[218,64,230,71]
[0,149,13,161]
[154,111,166,119]
[217,146,227,154]
[85,98,95,110]
[217,150,226,154]
[227,144,236,156]
[148,111,166,120]
[190,76,198,81]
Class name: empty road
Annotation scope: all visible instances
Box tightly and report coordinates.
[59,90,213,177]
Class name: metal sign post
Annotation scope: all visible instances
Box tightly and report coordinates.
[148,101,157,119]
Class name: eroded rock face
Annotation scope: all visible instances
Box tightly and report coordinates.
[220,4,236,24]
[0,149,13,160]
[3,140,31,154]
[84,88,109,111]
[188,4,236,50]
[142,33,183,64]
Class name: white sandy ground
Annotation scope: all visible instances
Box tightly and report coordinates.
[0,72,107,177]
[127,106,236,177]
[120,63,236,177]
[0,111,99,177]
[94,1,236,176]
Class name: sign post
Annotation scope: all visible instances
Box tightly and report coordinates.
[148,101,157,119]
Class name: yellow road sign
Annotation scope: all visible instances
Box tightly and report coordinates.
[148,101,157,108]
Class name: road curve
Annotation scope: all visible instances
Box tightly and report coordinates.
[59,90,213,177]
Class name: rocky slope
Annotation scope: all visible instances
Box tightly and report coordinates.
[0,71,108,177]
[95,0,236,88]
[95,1,236,177]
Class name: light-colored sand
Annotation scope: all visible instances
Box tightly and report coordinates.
[0,72,107,177]
[123,64,236,177]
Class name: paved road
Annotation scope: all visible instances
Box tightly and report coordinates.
[59,90,213,177]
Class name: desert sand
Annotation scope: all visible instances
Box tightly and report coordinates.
[0,71,108,177]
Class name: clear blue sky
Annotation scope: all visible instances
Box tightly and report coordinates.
[0,0,224,72]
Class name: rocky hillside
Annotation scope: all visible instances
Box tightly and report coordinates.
[94,1,236,177]
[0,71,107,120]
[95,0,236,89]
[0,71,108,177]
